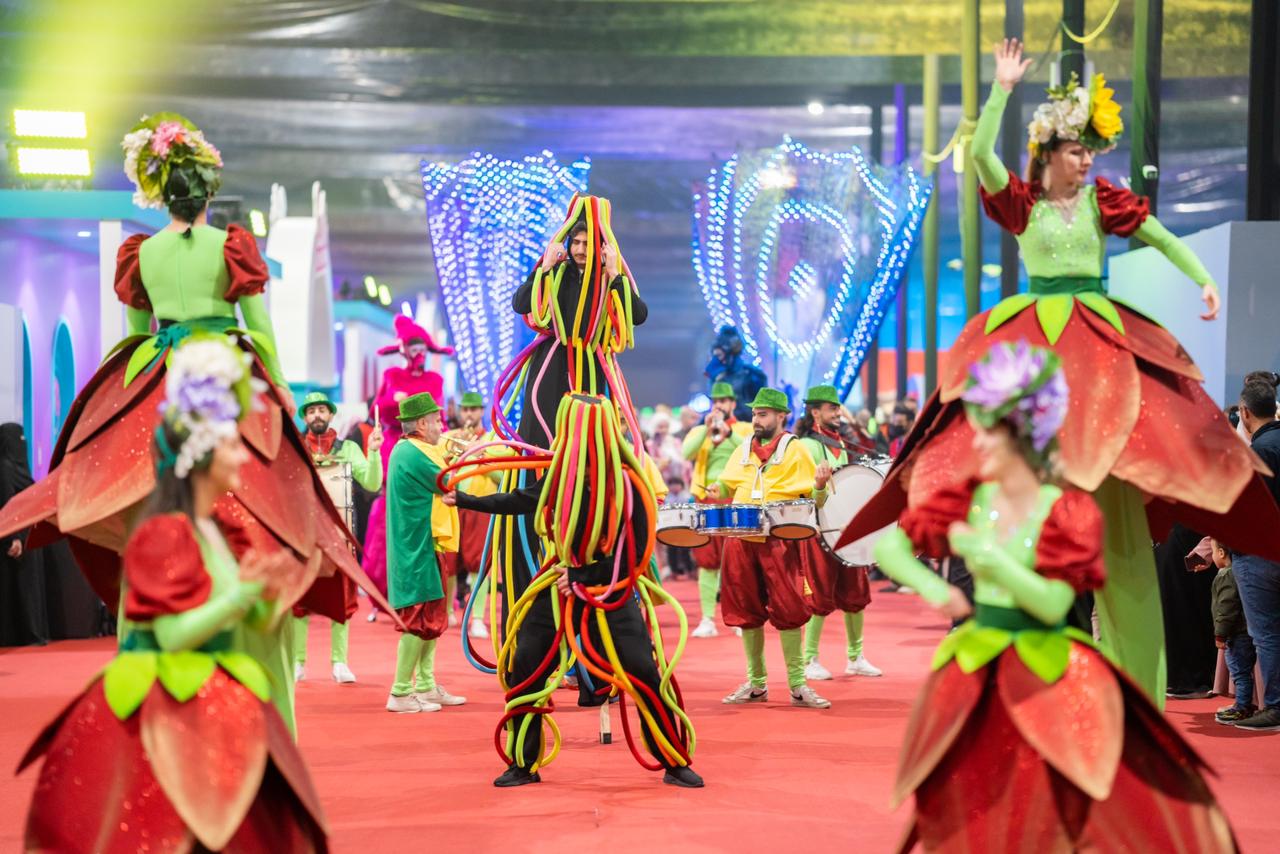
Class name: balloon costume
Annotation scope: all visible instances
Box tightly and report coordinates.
[20,337,328,853]
[867,342,1236,853]
[0,113,381,630]
[445,195,696,783]
[841,70,1280,706]
[362,314,454,604]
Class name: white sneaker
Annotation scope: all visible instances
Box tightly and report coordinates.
[733,627,743,637]
[722,683,769,704]
[845,654,883,677]
[386,693,423,713]
[294,663,306,682]
[804,660,833,681]
[790,685,832,709]
[691,617,718,638]
[448,612,458,628]
[366,610,378,623]
[417,685,466,707]
[332,662,357,683]
[469,619,489,639]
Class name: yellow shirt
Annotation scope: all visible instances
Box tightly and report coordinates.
[411,438,460,553]
[717,433,816,506]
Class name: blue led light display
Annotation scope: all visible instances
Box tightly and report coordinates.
[691,137,932,399]
[420,151,590,399]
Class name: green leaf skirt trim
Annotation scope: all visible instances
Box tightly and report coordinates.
[101,650,272,721]
[932,620,1100,684]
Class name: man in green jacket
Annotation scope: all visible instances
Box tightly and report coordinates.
[385,392,467,713]
[794,385,881,681]
[293,391,383,683]
[681,382,753,638]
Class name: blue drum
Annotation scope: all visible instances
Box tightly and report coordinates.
[698,503,765,537]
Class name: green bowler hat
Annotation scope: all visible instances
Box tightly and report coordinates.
[459,391,484,408]
[397,392,441,422]
[803,384,841,406]
[710,381,736,400]
[300,391,337,414]
[748,387,790,412]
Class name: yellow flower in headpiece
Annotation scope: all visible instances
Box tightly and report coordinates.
[1089,74,1123,142]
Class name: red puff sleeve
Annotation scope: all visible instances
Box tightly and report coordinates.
[1095,177,1150,238]
[123,514,211,620]
[113,233,151,311]
[1035,490,1106,593]
[222,224,270,302]
[979,170,1041,236]
[898,480,979,559]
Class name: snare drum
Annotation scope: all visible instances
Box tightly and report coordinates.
[816,459,895,566]
[317,462,354,529]
[656,503,710,548]
[699,503,766,538]
[765,499,817,540]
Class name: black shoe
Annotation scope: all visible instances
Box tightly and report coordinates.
[494,766,542,787]
[663,766,705,788]
[1166,687,1213,700]
[1235,706,1280,732]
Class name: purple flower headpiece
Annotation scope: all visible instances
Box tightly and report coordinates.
[961,340,1069,457]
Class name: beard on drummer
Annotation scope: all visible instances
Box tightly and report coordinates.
[459,405,484,434]
[751,407,786,444]
[304,403,333,436]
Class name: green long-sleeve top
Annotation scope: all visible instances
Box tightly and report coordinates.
[972,83,1214,288]
[682,421,751,500]
[317,439,382,493]
[119,225,287,386]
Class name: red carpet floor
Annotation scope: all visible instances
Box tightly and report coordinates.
[3,578,1278,852]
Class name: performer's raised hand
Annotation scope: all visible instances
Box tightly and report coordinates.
[542,240,567,268]
[1201,283,1221,321]
[993,38,1033,92]
[368,421,384,454]
[600,242,621,280]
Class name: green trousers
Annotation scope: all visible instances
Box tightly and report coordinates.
[803,611,864,664]
[391,634,438,696]
[697,567,720,620]
[291,615,350,665]
[742,626,806,690]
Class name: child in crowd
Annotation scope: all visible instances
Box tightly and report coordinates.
[1194,538,1257,724]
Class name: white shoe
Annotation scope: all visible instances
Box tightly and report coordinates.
[469,619,489,639]
[722,682,769,704]
[448,611,458,628]
[294,663,306,682]
[733,627,743,637]
[845,654,883,677]
[416,686,464,707]
[691,617,718,638]
[367,610,378,623]
[386,693,422,713]
[790,685,832,709]
[332,662,357,683]
[804,660,833,681]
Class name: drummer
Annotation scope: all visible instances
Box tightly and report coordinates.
[295,391,384,683]
[682,381,754,638]
[706,387,834,709]
[793,385,881,683]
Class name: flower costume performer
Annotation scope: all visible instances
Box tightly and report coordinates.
[0,115,386,658]
[362,314,454,615]
[869,341,1236,853]
[19,337,328,853]
[841,40,1280,707]
[446,393,701,788]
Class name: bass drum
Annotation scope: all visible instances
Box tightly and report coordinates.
[818,458,894,567]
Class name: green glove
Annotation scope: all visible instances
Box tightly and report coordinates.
[873,528,952,606]
[951,533,1074,625]
[152,580,264,651]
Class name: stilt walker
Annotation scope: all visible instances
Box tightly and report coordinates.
[682,381,752,638]
[841,39,1280,708]
[293,391,383,684]
[385,392,467,713]
[711,388,833,709]
[865,341,1236,852]
[793,385,881,681]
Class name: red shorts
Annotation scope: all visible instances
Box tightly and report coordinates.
[292,575,359,622]
[437,550,460,578]
[393,557,449,640]
[801,538,871,616]
[719,538,812,631]
[690,536,723,570]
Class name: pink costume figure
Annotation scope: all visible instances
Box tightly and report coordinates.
[362,314,454,611]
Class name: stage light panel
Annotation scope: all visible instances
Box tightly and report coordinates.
[13,109,86,139]
[363,275,378,298]
[377,284,392,306]
[249,209,268,237]
[15,147,91,177]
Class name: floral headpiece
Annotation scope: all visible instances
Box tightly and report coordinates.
[961,340,1068,463]
[156,336,264,478]
[1026,72,1123,161]
[121,113,223,211]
